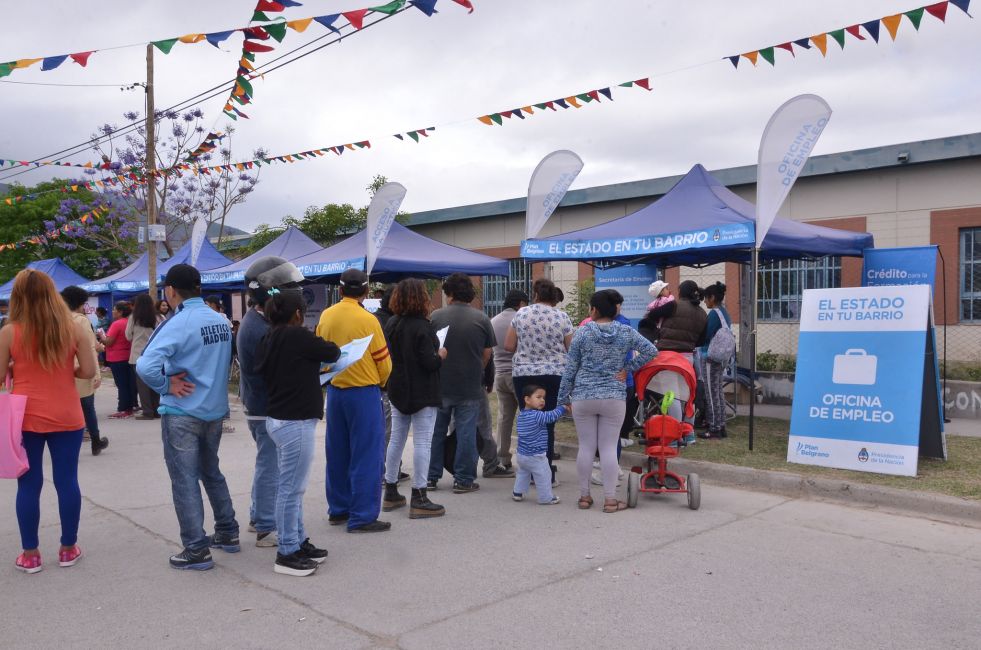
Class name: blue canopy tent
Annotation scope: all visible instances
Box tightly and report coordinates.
[200,226,322,289]
[0,258,90,300]
[82,238,231,294]
[520,164,874,266]
[291,221,510,282]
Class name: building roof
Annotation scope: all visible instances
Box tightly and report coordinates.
[406,132,981,227]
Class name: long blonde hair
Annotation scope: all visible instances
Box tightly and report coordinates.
[8,268,75,370]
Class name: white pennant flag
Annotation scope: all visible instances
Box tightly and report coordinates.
[365,182,407,276]
[526,150,584,240]
[189,217,208,267]
[756,94,832,248]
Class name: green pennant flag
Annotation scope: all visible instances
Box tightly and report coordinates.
[236,76,254,97]
[490,113,503,125]
[371,0,406,14]
[0,63,13,78]
[243,51,256,62]
[576,93,592,103]
[759,46,775,65]
[407,131,420,142]
[264,21,288,42]
[153,38,179,54]
[829,29,846,49]
[905,7,924,29]
[618,81,634,88]
[231,93,248,106]
[252,10,271,22]
[533,103,547,110]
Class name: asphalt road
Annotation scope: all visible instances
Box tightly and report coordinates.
[1,389,979,649]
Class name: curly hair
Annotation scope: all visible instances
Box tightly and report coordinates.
[441,273,475,303]
[390,278,430,318]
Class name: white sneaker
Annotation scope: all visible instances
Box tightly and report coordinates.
[256,531,278,548]
[591,469,624,486]
[592,460,601,470]
[621,438,635,448]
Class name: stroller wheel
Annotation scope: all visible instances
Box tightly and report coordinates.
[687,473,701,510]
[626,472,639,508]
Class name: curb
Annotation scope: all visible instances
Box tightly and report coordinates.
[555,441,981,527]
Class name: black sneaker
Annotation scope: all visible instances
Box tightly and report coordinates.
[398,471,411,483]
[210,532,240,553]
[348,520,392,534]
[169,548,214,571]
[426,479,439,491]
[452,481,480,494]
[274,551,318,577]
[483,465,515,478]
[91,437,109,456]
[328,513,349,526]
[298,538,328,564]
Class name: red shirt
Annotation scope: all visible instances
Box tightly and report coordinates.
[104,318,131,363]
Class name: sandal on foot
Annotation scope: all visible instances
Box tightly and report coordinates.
[577,496,593,510]
[603,499,628,513]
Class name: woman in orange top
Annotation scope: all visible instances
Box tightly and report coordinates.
[0,269,96,574]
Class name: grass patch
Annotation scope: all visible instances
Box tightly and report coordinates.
[553,411,981,500]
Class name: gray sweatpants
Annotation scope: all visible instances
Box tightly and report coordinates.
[573,399,626,499]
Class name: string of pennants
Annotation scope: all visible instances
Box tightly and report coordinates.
[0,205,109,251]
[476,79,651,126]
[727,0,972,67]
[1,176,146,206]
[0,0,474,80]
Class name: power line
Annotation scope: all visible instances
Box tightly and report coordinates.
[0,79,142,88]
[0,8,407,185]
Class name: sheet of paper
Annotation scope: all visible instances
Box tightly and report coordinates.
[320,334,373,385]
[436,326,449,349]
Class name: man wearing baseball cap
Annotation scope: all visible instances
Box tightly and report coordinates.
[315,268,392,533]
[136,264,239,570]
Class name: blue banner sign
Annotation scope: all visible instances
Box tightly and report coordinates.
[862,246,937,290]
[594,264,661,327]
[789,285,944,476]
[521,223,754,260]
[297,257,365,278]
[199,269,246,285]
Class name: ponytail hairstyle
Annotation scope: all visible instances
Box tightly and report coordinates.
[678,280,702,305]
[702,281,726,303]
[588,290,618,319]
[264,290,305,327]
[532,277,560,305]
[9,269,75,370]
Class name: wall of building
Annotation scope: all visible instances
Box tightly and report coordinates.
[413,157,981,361]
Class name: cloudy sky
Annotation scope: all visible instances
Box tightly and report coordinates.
[1,0,978,232]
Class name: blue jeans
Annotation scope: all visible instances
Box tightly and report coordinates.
[80,395,101,441]
[266,417,317,556]
[325,385,385,531]
[16,429,83,549]
[513,453,554,503]
[247,419,278,534]
[161,415,238,552]
[428,397,480,485]
[386,406,437,489]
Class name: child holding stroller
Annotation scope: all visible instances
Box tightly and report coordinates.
[512,385,567,505]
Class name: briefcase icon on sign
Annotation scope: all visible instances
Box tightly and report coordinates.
[832,349,877,385]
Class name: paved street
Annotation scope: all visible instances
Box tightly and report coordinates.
[2,388,979,649]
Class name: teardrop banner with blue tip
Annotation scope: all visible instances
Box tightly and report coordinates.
[788,284,945,477]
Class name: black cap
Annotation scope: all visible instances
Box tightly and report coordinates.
[339,268,369,289]
[163,263,201,291]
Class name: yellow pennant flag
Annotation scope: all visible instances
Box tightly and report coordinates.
[344,143,355,151]
[882,14,903,40]
[83,162,93,168]
[287,18,313,32]
[566,96,581,108]
[477,115,494,125]
[14,58,42,69]
[179,34,206,43]
[742,51,759,66]
[71,185,78,191]
[96,181,104,187]
[522,106,534,115]
[240,57,255,71]
[810,34,828,56]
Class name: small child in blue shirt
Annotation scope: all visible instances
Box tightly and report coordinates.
[513,385,567,505]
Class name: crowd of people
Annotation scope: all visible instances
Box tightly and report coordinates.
[4,257,733,577]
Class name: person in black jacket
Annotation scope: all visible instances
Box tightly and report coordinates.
[382,279,446,519]
[256,290,340,577]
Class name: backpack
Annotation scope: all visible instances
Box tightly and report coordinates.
[706,308,735,364]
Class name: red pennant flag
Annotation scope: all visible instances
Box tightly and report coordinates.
[845,25,866,40]
[255,0,286,12]
[925,2,949,21]
[70,51,93,67]
[501,110,512,118]
[776,42,795,56]
[634,78,652,91]
[451,0,475,12]
[587,90,601,102]
[544,101,555,110]
[242,27,270,40]
[243,40,275,53]
[343,9,368,29]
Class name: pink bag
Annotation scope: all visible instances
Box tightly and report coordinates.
[0,391,29,479]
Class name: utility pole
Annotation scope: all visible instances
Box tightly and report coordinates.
[145,44,158,298]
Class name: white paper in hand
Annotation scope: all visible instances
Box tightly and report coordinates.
[436,326,449,349]
[320,334,373,385]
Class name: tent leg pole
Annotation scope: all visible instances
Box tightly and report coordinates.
[749,252,756,451]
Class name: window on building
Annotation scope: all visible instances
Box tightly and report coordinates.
[961,227,981,322]
[757,257,841,321]
[482,259,533,317]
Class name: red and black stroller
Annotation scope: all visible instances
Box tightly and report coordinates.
[626,351,701,510]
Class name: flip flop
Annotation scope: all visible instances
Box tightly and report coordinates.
[577,496,593,510]
[603,499,628,513]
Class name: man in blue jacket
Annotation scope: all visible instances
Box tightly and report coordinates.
[136,264,238,571]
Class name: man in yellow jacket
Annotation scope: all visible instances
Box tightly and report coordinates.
[316,268,393,533]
